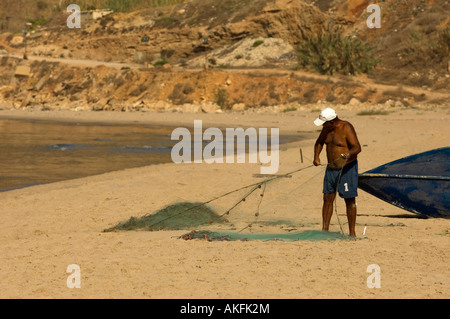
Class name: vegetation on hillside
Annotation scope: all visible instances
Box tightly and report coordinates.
[296,30,380,76]
[73,0,186,12]
[401,27,450,63]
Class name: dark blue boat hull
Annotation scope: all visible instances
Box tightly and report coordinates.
[358,147,450,218]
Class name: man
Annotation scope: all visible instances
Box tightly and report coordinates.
[313,107,361,237]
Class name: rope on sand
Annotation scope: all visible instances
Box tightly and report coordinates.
[148,164,317,230]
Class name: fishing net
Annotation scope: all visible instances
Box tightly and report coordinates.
[180,230,350,242]
[104,202,228,232]
[104,164,354,241]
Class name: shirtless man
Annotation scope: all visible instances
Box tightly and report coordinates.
[313,108,361,237]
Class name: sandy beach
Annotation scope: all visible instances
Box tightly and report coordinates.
[0,106,449,299]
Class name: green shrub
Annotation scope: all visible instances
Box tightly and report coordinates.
[357,109,391,116]
[216,88,230,110]
[153,58,168,67]
[296,30,380,75]
[402,27,450,63]
[102,0,186,12]
[216,64,229,69]
[282,107,297,113]
[404,32,428,58]
[155,17,175,26]
[252,40,264,48]
[27,18,49,30]
[433,27,450,60]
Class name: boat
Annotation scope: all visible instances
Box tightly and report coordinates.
[358,147,450,218]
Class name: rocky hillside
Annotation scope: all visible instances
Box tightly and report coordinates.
[0,0,448,112]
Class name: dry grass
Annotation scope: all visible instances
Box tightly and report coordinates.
[357,109,392,116]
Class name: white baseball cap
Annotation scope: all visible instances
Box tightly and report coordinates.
[314,107,337,126]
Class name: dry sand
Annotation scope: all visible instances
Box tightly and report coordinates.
[0,107,449,299]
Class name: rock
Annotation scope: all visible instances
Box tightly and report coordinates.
[34,74,49,91]
[153,100,171,112]
[134,52,148,64]
[186,37,297,68]
[15,65,31,77]
[20,93,32,108]
[53,84,63,96]
[129,100,146,111]
[182,103,201,113]
[348,97,361,106]
[394,101,403,107]
[201,102,220,113]
[231,103,246,111]
[74,106,90,112]
[384,99,394,106]
[92,104,104,111]
[143,62,154,69]
[10,35,24,45]
[92,97,110,111]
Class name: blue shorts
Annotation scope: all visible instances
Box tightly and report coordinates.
[323,160,358,198]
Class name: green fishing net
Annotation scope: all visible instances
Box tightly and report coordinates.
[104,165,355,241]
[104,202,227,232]
[180,230,350,242]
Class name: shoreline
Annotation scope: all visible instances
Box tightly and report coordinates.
[0,108,312,134]
[0,108,316,140]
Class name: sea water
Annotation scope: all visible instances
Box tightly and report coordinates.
[0,118,176,191]
[0,118,304,192]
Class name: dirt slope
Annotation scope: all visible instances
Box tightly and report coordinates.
[0,0,448,112]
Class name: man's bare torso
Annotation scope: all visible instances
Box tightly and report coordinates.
[319,120,359,169]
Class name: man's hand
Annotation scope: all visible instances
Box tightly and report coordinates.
[313,158,321,166]
[341,152,351,160]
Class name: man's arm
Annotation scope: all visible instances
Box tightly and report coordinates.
[313,129,327,166]
[342,123,361,159]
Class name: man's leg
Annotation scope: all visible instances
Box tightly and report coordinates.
[344,197,357,237]
[322,193,336,231]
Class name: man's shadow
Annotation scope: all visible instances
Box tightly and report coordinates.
[358,213,428,219]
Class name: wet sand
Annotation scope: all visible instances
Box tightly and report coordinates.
[0,107,449,299]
